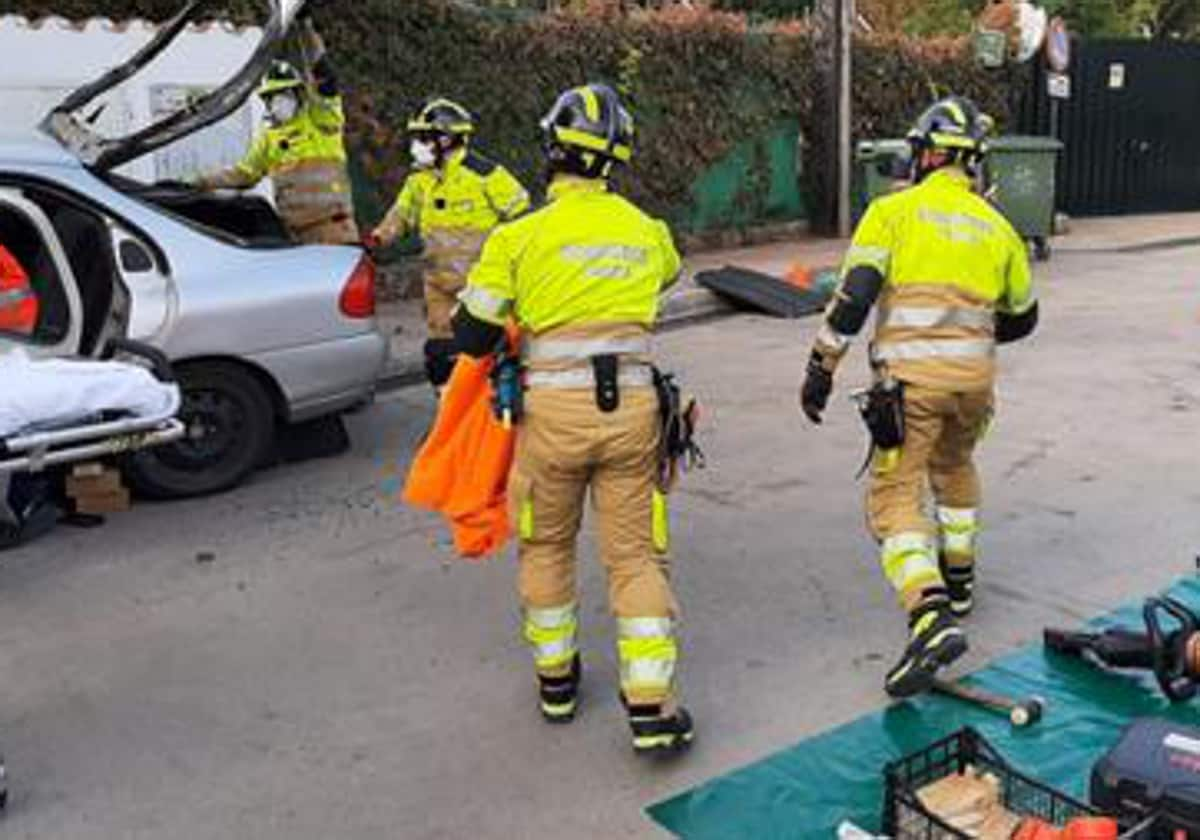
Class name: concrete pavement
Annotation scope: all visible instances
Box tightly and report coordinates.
[1,241,1199,838]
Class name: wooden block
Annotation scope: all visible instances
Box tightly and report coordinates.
[74,488,130,515]
[66,471,125,496]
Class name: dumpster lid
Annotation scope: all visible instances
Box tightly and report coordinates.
[989,135,1065,152]
[855,138,909,160]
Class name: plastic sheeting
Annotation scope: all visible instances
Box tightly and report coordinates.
[649,577,1200,838]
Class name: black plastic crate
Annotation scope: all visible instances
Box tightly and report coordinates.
[882,728,1099,839]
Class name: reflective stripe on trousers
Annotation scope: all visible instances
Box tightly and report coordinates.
[872,338,994,363]
[617,617,677,701]
[524,603,579,673]
[525,366,653,390]
[937,506,980,558]
[522,335,653,364]
[880,532,940,597]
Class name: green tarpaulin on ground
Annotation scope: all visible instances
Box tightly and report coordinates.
[649,576,1200,838]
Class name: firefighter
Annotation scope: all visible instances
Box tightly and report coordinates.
[451,83,693,755]
[194,17,359,245]
[800,96,1038,698]
[0,243,37,336]
[367,97,529,389]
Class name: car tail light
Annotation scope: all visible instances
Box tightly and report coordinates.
[339,253,376,319]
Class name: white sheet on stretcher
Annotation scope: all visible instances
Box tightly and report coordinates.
[0,349,181,438]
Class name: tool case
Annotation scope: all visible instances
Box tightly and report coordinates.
[1091,717,1200,836]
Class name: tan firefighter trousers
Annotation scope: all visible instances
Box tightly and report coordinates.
[867,384,993,610]
[424,269,464,340]
[509,387,679,701]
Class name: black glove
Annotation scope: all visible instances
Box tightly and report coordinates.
[800,353,833,425]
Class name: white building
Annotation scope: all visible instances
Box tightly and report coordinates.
[0,15,266,184]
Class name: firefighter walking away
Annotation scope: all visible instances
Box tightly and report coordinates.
[800,96,1039,699]
[452,83,694,755]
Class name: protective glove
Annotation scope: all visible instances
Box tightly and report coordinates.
[800,353,833,425]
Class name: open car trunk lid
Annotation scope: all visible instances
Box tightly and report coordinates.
[40,0,308,172]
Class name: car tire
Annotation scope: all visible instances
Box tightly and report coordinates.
[124,361,275,500]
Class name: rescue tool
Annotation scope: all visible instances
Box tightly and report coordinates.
[930,677,1045,728]
[1045,596,1200,703]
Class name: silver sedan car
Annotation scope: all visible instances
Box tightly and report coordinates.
[0,0,386,498]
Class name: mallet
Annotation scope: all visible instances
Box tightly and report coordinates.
[931,677,1045,728]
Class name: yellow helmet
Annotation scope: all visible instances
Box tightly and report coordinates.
[407,97,476,137]
[257,61,305,98]
[540,83,634,167]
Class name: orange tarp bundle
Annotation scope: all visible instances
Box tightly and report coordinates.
[403,351,516,558]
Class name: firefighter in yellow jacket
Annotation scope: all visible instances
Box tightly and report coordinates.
[451,83,693,755]
[369,98,529,388]
[800,97,1039,698]
[195,19,358,245]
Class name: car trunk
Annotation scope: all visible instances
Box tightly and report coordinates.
[110,176,292,245]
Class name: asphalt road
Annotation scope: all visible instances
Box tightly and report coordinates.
[1,245,1197,838]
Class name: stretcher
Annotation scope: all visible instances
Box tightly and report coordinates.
[0,339,184,548]
[0,339,184,477]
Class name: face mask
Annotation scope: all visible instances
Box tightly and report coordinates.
[410,139,437,169]
[268,94,299,125]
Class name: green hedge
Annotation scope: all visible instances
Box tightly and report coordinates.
[3,0,1029,234]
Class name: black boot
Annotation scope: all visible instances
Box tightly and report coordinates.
[626,701,695,755]
[885,594,968,699]
[940,556,975,618]
[538,655,581,723]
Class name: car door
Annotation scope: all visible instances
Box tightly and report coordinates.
[42,0,309,173]
[0,188,83,359]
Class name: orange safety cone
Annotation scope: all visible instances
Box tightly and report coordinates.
[784,262,813,289]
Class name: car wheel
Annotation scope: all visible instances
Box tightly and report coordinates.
[124,361,275,500]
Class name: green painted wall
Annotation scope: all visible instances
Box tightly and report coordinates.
[684,120,807,233]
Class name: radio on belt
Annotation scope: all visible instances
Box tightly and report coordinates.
[1091,717,1200,834]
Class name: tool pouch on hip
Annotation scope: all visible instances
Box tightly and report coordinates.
[490,353,524,427]
[856,378,905,449]
[652,367,705,492]
[852,377,904,477]
[592,354,620,413]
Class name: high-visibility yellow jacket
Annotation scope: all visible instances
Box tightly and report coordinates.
[376,147,529,286]
[821,168,1034,390]
[202,92,358,243]
[458,177,680,343]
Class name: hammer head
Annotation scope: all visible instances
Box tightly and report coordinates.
[1009,697,1045,728]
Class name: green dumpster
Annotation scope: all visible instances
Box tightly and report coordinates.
[853,138,910,223]
[985,135,1063,261]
